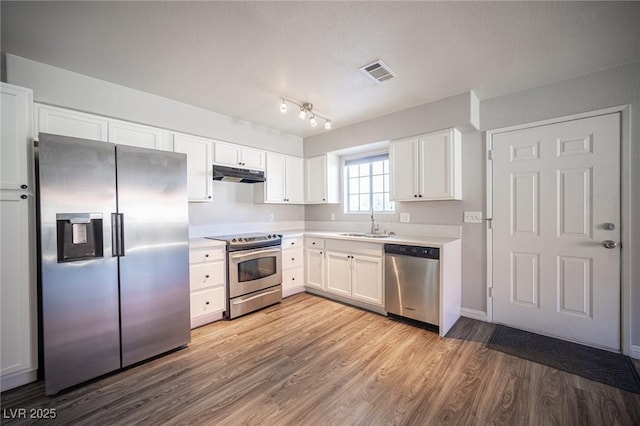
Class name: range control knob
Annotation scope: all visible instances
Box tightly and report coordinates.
[232,238,237,242]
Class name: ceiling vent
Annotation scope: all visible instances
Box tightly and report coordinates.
[359,59,397,84]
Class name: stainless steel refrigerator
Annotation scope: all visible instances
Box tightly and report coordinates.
[38,133,190,395]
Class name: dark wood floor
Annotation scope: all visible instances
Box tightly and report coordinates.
[2,293,639,425]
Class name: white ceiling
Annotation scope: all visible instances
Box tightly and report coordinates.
[2,2,640,138]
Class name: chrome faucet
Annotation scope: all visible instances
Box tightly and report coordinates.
[370,208,379,234]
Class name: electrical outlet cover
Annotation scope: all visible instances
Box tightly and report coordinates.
[400,212,410,223]
[268,213,274,222]
[463,211,483,223]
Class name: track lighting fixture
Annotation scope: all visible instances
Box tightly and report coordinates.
[279,98,332,130]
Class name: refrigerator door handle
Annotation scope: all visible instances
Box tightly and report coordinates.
[111,213,125,257]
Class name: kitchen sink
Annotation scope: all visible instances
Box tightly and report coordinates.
[340,233,391,238]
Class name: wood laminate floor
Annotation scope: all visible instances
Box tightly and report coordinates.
[2,293,639,425]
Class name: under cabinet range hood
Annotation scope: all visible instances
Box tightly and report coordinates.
[213,165,265,183]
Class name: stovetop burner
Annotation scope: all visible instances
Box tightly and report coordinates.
[206,232,282,250]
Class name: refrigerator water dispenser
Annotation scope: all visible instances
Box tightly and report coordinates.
[56,213,104,262]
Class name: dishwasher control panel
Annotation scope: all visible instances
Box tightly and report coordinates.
[384,244,439,259]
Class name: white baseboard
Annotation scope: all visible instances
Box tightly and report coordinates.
[1,368,38,392]
[283,285,305,298]
[631,345,640,360]
[461,307,487,322]
[190,311,224,329]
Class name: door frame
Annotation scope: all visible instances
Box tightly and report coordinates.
[485,105,632,355]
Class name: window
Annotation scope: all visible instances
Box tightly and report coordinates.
[344,154,395,213]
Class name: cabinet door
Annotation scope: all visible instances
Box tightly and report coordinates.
[213,142,241,167]
[265,152,286,203]
[325,251,351,297]
[305,155,326,203]
[108,120,171,151]
[285,156,304,204]
[418,130,453,199]
[389,137,419,201]
[1,84,32,191]
[305,248,324,289]
[241,147,266,171]
[351,254,383,306]
[36,104,108,142]
[173,133,212,202]
[1,192,35,380]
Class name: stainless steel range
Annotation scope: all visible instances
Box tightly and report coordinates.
[206,233,282,319]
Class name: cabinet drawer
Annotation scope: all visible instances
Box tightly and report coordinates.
[282,248,303,270]
[282,236,303,250]
[190,261,225,291]
[304,237,324,249]
[190,246,225,264]
[190,286,225,318]
[282,267,303,290]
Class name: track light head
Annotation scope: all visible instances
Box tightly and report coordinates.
[324,120,331,130]
[280,100,287,113]
[309,115,317,127]
[298,109,307,120]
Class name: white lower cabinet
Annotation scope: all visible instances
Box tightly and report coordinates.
[282,235,305,297]
[304,249,324,290]
[189,239,226,328]
[325,251,383,306]
[307,238,383,308]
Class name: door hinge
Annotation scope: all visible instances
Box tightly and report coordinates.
[487,218,492,229]
[488,150,493,160]
[488,287,493,298]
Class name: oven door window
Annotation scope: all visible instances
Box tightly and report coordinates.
[237,256,277,282]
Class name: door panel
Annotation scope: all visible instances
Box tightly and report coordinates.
[38,134,120,395]
[492,113,620,350]
[116,145,190,367]
[325,251,351,297]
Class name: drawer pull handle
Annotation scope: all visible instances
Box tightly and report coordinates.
[205,254,209,258]
[292,277,295,281]
[205,275,210,278]
[205,301,210,305]
[291,257,295,261]
[312,242,316,245]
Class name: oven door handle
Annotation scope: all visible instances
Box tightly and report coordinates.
[230,247,281,260]
[232,288,281,304]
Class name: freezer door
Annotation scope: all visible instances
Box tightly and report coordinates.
[38,133,120,395]
[116,145,190,367]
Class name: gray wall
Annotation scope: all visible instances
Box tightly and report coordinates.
[304,61,640,348]
[189,181,304,229]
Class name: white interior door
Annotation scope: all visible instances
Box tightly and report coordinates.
[491,113,621,351]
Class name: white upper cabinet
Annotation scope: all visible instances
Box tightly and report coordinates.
[108,120,172,151]
[213,141,265,171]
[172,133,213,202]
[285,155,304,204]
[264,152,286,202]
[1,84,33,190]
[304,154,340,204]
[389,128,461,201]
[36,104,108,142]
[255,152,304,204]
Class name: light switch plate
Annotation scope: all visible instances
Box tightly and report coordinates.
[330,213,335,221]
[269,213,274,222]
[464,211,483,223]
[400,212,410,223]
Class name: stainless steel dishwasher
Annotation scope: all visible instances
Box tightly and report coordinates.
[384,244,440,326]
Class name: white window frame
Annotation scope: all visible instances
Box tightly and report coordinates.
[342,151,395,214]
